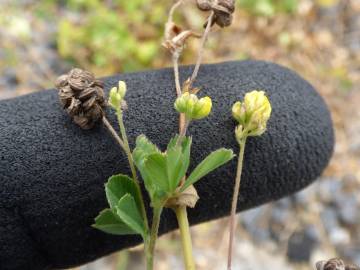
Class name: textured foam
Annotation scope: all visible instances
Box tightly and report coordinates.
[0,60,334,269]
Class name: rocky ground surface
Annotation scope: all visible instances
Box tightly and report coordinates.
[0,1,359,270]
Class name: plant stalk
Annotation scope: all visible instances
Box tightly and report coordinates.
[189,11,214,88]
[102,116,126,151]
[146,206,163,270]
[175,206,196,270]
[227,137,247,270]
[116,109,149,228]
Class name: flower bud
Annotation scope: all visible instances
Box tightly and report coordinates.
[174,92,212,120]
[235,125,244,142]
[232,101,246,124]
[192,96,212,119]
[109,81,127,109]
[118,81,127,99]
[232,90,271,137]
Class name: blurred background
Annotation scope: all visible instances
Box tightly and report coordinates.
[0,0,359,269]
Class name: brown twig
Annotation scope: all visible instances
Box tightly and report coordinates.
[227,137,247,270]
[189,11,215,88]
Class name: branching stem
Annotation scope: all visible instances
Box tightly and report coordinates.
[227,137,247,270]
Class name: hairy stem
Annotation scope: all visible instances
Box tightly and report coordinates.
[102,116,126,151]
[175,206,196,270]
[116,109,149,228]
[189,11,214,87]
[173,54,182,97]
[146,206,163,270]
[227,137,247,270]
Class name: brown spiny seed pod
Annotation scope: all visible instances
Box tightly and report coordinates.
[55,68,106,130]
[316,259,346,270]
[197,0,235,28]
[346,264,360,270]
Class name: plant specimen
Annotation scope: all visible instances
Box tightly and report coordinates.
[55,1,250,270]
[227,90,272,270]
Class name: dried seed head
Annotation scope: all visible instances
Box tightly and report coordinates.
[346,264,360,270]
[197,0,235,28]
[56,68,106,130]
[316,259,346,270]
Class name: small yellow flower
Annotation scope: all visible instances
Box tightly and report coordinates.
[109,80,127,109]
[232,90,272,138]
[174,92,212,120]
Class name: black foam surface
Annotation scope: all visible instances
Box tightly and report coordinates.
[0,60,334,269]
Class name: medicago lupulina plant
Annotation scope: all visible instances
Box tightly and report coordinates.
[55,1,272,270]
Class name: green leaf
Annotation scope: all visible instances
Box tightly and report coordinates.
[181,148,234,192]
[133,134,160,167]
[116,194,146,237]
[144,153,169,192]
[133,135,161,197]
[165,136,192,192]
[92,208,137,235]
[105,174,142,212]
[166,145,184,192]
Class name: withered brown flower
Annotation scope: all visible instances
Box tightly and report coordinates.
[162,22,201,55]
[196,0,235,27]
[55,68,106,130]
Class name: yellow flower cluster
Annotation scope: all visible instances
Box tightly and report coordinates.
[174,92,212,120]
[109,81,127,109]
[232,90,272,141]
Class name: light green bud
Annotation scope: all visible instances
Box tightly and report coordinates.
[174,92,212,120]
[118,81,127,99]
[109,80,127,109]
[192,96,212,120]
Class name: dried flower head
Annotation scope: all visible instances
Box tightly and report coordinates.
[196,0,235,27]
[316,259,360,270]
[316,258,346,270]
[55,68,106,129]
[163,22,201,55]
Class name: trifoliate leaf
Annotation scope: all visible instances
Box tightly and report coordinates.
[181,148,234,192]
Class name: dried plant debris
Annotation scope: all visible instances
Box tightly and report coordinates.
[55,68,106,129]
[316,258,360,270]
[196,0,235,27]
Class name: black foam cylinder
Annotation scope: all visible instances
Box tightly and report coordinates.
[0,60,334,270]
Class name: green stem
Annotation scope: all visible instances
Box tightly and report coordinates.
[146,206,163,270]
[227,136,247,270]
[175,206,196,270]
[116,109,149,228]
